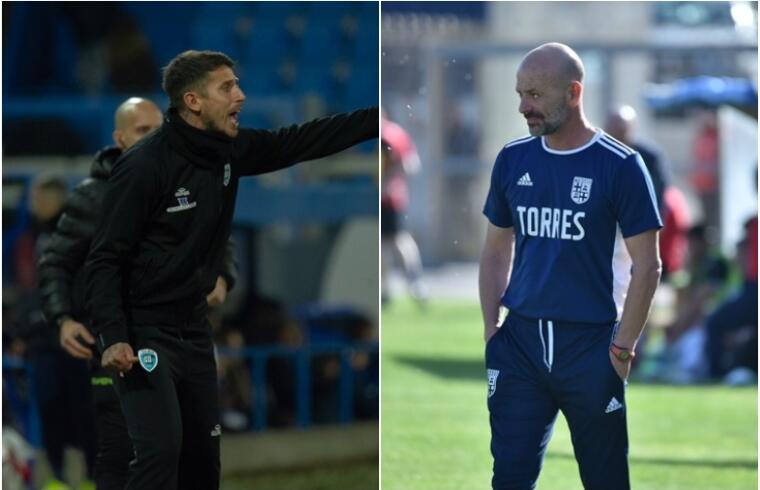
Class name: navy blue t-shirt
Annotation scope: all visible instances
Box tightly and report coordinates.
[483,131,662,324]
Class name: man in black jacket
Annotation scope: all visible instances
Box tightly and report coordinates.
[36,98,161,490]
[39,96,238,490]
[85,50,377,489]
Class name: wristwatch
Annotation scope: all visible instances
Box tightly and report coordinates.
[610,342,635,362]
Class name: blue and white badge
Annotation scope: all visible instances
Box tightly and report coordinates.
[571,176,593,205]
[223,163,231,187]
[137,348,158,373]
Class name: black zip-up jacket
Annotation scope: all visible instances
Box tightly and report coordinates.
[85,107,378,349]
[39,146,238,334]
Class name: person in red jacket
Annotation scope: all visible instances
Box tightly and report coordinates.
[381,112,426,304]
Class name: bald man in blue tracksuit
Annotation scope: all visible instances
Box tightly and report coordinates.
[479,43,662,490]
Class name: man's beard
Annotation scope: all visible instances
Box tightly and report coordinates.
[201,112,230,137]
[527,104,568,136]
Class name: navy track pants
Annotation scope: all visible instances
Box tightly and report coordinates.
[485,311,630,490]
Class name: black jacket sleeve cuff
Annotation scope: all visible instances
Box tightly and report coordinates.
[98,326,130,350]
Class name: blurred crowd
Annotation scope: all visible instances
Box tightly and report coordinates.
[603,107,758,386]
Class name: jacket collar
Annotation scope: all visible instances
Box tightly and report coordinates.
[165,109,234,170]
[90,146,122,179]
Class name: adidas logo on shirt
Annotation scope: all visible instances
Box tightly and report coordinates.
[605,397,623,414]
[517,172,533,186]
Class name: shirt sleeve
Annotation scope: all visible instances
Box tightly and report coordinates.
[613,153,663,238]
[483,149,513,228]
[233,107,379,176]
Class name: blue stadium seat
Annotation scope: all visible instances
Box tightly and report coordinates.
[243,67,283,95]
[192,20,243,61]
[299,22,345,61]
[353,13,378,60]
[343,67,378,111]
[195,1,255,21]
[305,2,356,20]
[294,62,338,101]
[122,2,196,66]
[247,23,291,65]
[251,2,305,21]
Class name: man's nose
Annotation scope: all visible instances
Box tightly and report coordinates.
[518,97,531,115]
[234,86,246,103]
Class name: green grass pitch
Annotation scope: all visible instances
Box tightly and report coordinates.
[381,299,757,490]
[221,461,378,489]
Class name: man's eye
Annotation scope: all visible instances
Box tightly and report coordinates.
[532,93,539,99]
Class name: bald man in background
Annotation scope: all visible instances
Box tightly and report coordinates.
[481,44,661,489]
[604,105,669,215]
[38,97,163,490]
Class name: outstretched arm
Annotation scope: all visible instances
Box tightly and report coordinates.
[235,107,378,176]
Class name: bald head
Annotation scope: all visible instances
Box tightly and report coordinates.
[112,97,163,150]
[605,105,638,144]
[516,43,587,137]
[519,43,584,86]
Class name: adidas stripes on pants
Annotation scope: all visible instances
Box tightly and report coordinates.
[485,311,630,490]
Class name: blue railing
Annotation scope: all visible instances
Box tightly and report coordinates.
[218,341,378,430]
[2,340,378,447]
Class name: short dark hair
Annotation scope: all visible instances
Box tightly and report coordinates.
[161,50,234,111]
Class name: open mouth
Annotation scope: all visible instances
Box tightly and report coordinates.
[229,111,240,127]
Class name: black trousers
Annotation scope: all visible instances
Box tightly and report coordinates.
[29,348,97,480]
[113,321,221,490]
[92,364,131,490]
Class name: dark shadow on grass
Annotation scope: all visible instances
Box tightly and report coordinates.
[394,355,485,381]
[545,451,757,470]
[393,355,758,390]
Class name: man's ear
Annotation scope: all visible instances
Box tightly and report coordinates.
[567,81,582,108]
[112,129,125,150]
[183,91,202,113]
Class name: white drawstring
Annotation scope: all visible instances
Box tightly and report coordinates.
[538,319,554,372]
[547,321,554,371]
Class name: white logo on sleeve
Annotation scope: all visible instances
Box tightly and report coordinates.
[605,397,623,413]
[210,424,222,437]
[167,187,197,213]
[487,369,500,398]
[517,172,533,186]
[571,177,593,204]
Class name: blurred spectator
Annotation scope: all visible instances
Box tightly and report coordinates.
[444,104,480,157]
[659,224,731,382]
[659,186,691,279]
[605,106,689,278]
[705,214,758,382]
[381,111,427,304]
[691,110,721,229]
[605,105,669,214]
[7,175,97,490]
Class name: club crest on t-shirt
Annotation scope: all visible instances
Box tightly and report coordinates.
[571,176,593,204]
